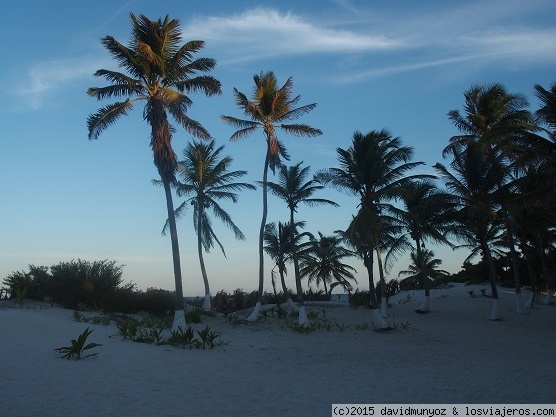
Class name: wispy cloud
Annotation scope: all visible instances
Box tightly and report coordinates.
[14,57,108,109]
[186,7,403,63]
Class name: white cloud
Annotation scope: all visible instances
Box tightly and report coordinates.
[15,57,108,109]
[186,7,403,62]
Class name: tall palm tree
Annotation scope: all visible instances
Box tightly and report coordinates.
[446,83,538,314]
[434,140,508,320]
[317,130,429,319]
[398,249,449,290]
[389,179,455,312]
[168,139,255,311]
[87,14,221,329]
[266,162,338,325]
[299,232,357,296]
[221,72,322,320]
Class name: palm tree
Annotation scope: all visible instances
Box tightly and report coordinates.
[221,72,322,320]
[317,130,429,319]
[263,221,306,312]
[446,83,538,314]
[389,179,455,312]
[266,162,338,325]
[168,139,255,311]
[398,249,449,290]
[434,140,508,320]
[87,14,221,329]
[299,232,357,296]
[534,82,556,138]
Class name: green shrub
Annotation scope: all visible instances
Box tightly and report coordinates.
[54,328,102,360]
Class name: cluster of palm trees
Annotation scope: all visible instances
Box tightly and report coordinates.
[87,13,556,329]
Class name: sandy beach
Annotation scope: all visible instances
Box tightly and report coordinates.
[1,283,555,417]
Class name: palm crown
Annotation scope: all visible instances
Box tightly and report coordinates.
[87,13,221,181]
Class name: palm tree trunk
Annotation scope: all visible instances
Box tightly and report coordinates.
[502,209,524,314]
[247,150,271,321]
[278,267,297,312]
[163,179,186,330]
[374,242,388,318]
[536,233,554,305]
[290,208,309,326]
[364,253,389,329]
[480,236,501,320]
[522,244,538,309]
[415,240,430,313]
[197,200,211,311]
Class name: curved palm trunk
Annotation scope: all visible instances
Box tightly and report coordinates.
[415,240,430,313]
[502,209,524,314]
[247,150,271,321]
[364,252,389,329]
[374,242,389,318]
[163,180,186,330]
[289,208,309,326]
[278,266,297,312]
[197,200,211,311]
[480,237,501,320]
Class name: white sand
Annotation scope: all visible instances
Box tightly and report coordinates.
[1,283,554,417]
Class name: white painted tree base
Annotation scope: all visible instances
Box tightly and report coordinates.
[298,305,310,326]
[171,309,187,332]
[371,308,390,329]
[514,293,525,315]
[524,292,535,309]
[418,296,430,312]
[489,298,501,321]
[380,299,389,318]
[202,294,211,311]
[542,290,554,305]
[286,298,298,312]
[247,301,261,321]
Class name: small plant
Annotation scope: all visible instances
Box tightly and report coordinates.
[54,328,102,360]
[321,320,333,331]
[355,322,369,330]
[185,308,203,324]
[468,290,476,298]
[307,310,321,320]
[116,317,141,340]
[136,328,165,345]
[15,286,28,308]
[196,325,222,350]
[401,321,410,330]
[334,322,349,332]
[168,326,196,349]
[224,312,240,323]
[73,311,85,322]
[259,309,270,321]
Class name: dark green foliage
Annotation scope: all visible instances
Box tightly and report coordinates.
[302,288,330,302]
[2,260,126,309]
[54,328,102,360]
[212,289,262,314]
[348,280,400,308]
[3,261,176,316]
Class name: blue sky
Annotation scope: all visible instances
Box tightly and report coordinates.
[1,0,555,295]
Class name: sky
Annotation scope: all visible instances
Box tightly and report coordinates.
[1,0,555,296]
